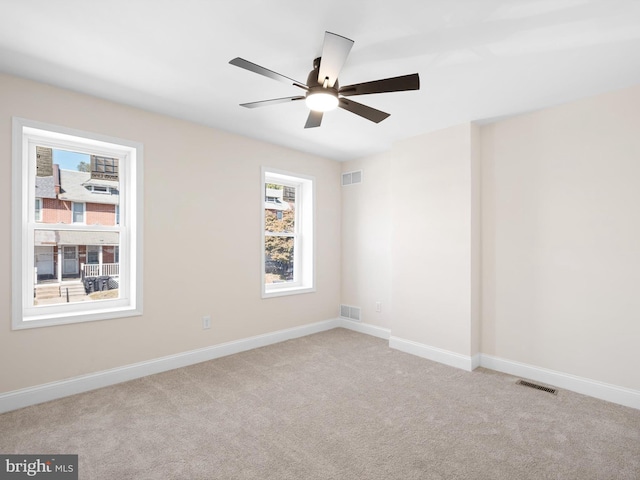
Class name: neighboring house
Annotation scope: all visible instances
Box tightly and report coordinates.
[264,187,291,217]
[34,148,120,289]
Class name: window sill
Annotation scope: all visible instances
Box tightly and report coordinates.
[262,285,315,299]
[15,304,142,330]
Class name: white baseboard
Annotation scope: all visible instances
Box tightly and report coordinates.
[339,319,391,340]
[479,354,640,410]
[0,318,341,414]
[4,319,637,414]
[471,353,481,370]
[389,336,476,372]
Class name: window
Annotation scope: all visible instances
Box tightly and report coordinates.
[35,198,42,222]
[91,155,119,180]
[262,168,314,298]
[12,117,143,329]
[87,246,100,264]
[72,202,85,223]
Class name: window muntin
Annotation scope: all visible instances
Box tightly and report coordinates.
[262,168,314,298]
[12,118,143,329]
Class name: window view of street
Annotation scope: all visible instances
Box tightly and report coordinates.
[32,146,121,306]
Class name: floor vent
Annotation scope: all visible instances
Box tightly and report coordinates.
[340,304,361,322]
[342,170,363,186]
[516,379,558,395]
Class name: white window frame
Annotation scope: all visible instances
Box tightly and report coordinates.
[71,201,85,224]
[12,117,143,329]
[261,167,315,298]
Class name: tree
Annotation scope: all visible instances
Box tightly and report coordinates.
[264,207,295,280]
[77,161,91,172]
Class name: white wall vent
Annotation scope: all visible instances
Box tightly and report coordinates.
[342,170,363,186]
[340,304,362,322]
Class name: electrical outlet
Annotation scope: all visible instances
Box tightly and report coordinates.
[375,302,382,313]
[202,315,211,330]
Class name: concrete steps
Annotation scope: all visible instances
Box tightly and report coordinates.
[59,283,86,297]
[35,285,60,300]
[35,282,86,300]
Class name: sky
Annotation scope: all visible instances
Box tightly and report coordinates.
[53,149,90,171]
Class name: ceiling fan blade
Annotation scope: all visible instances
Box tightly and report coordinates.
[339,98,390,123]
[240,96,305,108]
[304,110,323,129]
[339,73,420,96]
[229,58,308,90]
[318,32,354,88]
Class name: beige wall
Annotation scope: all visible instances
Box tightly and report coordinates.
[391,124,479,356]
[341,84,640,391]
[341,152,394,329]
[342,124,480,356]
[481,84,640,391]
[4,71,639,397]
[0,73,341,393]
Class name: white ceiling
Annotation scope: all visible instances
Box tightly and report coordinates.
[1,0,639,161]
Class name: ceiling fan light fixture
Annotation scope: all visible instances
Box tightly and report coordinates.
[305,90,339,112]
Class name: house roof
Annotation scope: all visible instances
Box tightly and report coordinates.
[58,169,119,205]
[264,199,291,212]
[35,176,57,199]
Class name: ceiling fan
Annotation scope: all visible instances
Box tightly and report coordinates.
[229,31,420,129]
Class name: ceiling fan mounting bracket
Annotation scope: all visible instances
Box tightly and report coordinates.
[306,57,339,91]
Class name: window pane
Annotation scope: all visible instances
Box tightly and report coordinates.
[72,203,84,223]
[33,230,121,306]
[265,183,295,234]
[264,236,294,284]
[35,198,42,222]
[87,245,100,264]
[32,147,121,226]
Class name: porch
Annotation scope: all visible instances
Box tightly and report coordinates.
[81,262,120,278]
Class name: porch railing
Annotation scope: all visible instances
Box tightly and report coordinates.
[82,263,120,278]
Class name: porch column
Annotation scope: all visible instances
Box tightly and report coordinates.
[99,246,103,276]
[57,246,62,282]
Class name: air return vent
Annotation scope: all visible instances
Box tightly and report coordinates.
[342,170,363,186]
[516,379,558,395]
[340,304,361,322]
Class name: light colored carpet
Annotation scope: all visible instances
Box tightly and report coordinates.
[1,328,639,479]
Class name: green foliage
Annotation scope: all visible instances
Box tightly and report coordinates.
[77,161,91,172]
